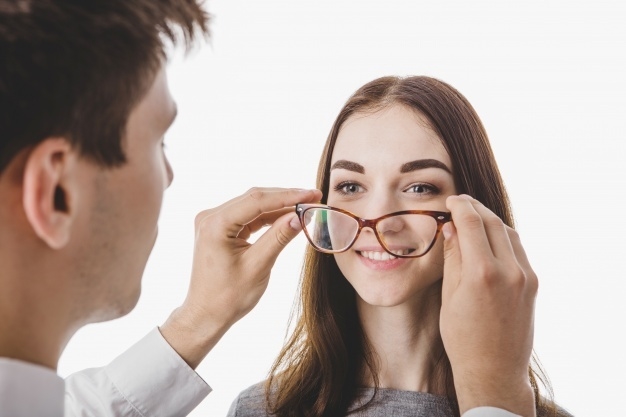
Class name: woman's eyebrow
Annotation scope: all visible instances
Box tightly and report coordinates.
[330,160,365,173]
[400,159,451,174]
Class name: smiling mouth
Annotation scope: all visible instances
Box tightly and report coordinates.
[357,249,415,261]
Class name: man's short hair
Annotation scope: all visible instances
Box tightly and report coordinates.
[0,0,209,173]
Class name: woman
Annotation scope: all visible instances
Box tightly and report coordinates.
[227,76,571,417]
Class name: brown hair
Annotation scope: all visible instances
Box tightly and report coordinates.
[0,0,209,173]
[268,76,558,416]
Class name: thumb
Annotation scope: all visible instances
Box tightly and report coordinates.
[250,212,303,271]
[442,222,461,298]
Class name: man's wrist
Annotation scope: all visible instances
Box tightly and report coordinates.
[159,305,232,369]
[455,375,536,417]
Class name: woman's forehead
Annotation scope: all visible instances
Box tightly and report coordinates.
[331,105,451,169]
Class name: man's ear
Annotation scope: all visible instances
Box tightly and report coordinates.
[22,138,78,249]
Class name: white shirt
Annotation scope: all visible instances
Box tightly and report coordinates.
[0,328,210,417]
[0,356,64,416]
[464,408,521,417]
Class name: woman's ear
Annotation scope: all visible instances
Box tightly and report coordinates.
[22,138,78,249]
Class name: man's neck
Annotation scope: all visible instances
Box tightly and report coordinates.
[0,270,76,371]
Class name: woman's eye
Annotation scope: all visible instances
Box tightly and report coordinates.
[405,183,438,195]
[334,182,363,195]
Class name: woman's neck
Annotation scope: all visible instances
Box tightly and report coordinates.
[357,281,446,394]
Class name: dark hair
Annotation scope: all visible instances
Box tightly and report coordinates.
[0,0,209,173]
[268,76,559,417]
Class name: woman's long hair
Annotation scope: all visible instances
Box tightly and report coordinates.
[267,76,556,417]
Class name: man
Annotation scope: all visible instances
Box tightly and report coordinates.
[0,1,538,416]
[0,1,321,415]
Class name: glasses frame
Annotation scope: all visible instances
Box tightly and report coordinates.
[295,203,452,258]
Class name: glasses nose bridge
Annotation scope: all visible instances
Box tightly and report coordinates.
[355,217,385,241]
[357,217,379,230]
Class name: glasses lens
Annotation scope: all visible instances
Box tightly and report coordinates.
[302,208,359,252]
[376,214,438,257]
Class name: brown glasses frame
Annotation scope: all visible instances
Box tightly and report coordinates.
[295,203,452,258]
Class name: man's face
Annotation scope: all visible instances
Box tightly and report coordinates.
[73,67,176,322]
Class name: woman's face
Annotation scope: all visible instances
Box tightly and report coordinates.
[327,104,457,307]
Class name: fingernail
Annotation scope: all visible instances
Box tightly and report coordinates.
[442,222,452,239]
[459,194,473,200]
[289,215,302,231]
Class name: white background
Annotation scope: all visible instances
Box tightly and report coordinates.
[58,1,625,416]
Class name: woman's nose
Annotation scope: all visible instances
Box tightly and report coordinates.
[376,215,405,235]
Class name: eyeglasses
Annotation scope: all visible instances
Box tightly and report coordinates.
[295,203,452,258]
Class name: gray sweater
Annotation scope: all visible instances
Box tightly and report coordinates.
[227,383,574,417]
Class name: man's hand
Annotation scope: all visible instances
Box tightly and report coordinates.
[440,195,537,417]
[160,187,322,368]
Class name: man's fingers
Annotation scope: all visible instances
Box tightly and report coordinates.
[442,221,461,297]
[446,195,494,262]
[505,226,531,270]
[237,208,293,240]
[466,198,516,262]
[506,225,539,295]
[248,212,303,271]
[221,188,321,237]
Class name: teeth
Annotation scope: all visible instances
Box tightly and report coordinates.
[360,249,409,261]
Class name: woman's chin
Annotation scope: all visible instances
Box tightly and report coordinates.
[349,272,444,310]
[353,282,418,308]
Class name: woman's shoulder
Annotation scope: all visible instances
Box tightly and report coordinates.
[227,381,270,417]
